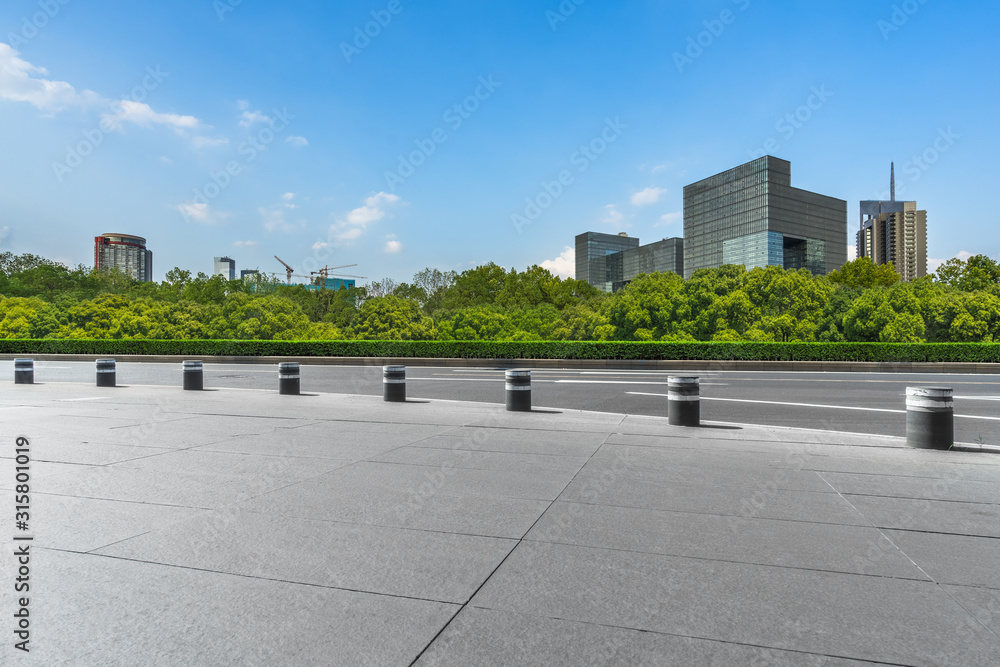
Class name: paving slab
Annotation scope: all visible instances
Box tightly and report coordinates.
[883,529,1000,589]
[469,541,1000,666]
[236,472,550,539]
[820,470,1000,504]
[527,501,928,580]
[843,494,1000,538]
[0,488,210,552]
[416,606,884,666]
[94,511,516,603]
[0,548,457,666]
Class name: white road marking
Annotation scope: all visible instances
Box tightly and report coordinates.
[625,392,1000,421]
[558,380,728,386]
[58,397,109,402]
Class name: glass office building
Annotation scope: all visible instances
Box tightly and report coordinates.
[214,256,236,280]
[576,232,640,291]
[575,232,683,292]
[682,156,847,278]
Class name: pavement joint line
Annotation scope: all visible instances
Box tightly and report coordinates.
[409,429,616,665]
[42,548,466,607]
[518,536,935,583]
[461,606,915,667]
[870,527,1000,541]
[815,470,1000,643]
[840,493,1000,508]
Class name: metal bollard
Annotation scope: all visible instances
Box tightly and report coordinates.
[14,359,34,385]
[906,387,954,450]
[183,360,204,391]
[667,376,700,427]
[279,362,300,395]
[505,369,531,412]
[383,365,405,402]
[96,359,116,387]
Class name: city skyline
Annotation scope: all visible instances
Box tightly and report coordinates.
[1,1,996,283]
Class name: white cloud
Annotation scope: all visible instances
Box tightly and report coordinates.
[239,108,270,128]
[159,156,173,164]
[540,246,574,279]
[285,135,308,147]
[324,192,404,244]
[102,100,200,132]
[0,225,10,245]
[655,212,682,227]
[282,192,296,201]
[384,234,403,254]
[237,99,250,111]
[0,44,203,134]
[234,240,258,248]
[600,204,627,230]
[260,206,304,234]
[631,187,667,207]
[0,43,103,112]
[174,202,228,225]
[651,164,667,174]
[192,136,229,148]
[928,250,975,274]
[312,241,330,251]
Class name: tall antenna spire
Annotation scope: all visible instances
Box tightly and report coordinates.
[890,162,895,201]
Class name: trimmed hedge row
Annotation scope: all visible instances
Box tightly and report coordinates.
[1,339,999,362]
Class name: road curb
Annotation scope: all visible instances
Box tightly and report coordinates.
[2,355,997,374]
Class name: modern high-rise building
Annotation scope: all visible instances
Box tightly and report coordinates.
[240,269,259,279]
[214,256,236,280]
[857,165,927,281]
[94,233,153,282]
[576,232,639,290]
[575,232,683,292]
[682,156,847,278]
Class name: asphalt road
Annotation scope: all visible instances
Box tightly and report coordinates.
[5,360,999,445]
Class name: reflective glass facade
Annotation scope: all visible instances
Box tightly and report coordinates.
[683,157,847,278]
[575,232,640,290]
[214,256,236,280]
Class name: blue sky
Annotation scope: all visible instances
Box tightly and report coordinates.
[1,0,996,283]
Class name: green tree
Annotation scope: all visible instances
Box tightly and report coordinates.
[828,257,901,290]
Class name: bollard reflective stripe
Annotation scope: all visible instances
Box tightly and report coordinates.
[96,359,116,372]
[278,362,300,379]
[14,359,33,369]
[906,387,954,410]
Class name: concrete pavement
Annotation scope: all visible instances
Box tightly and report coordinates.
[1,381,999,665]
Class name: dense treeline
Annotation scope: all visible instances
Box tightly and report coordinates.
[1,251,999,343]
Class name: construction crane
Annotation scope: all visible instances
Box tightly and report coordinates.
[273,256,295,285]
[311,264,367,286]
